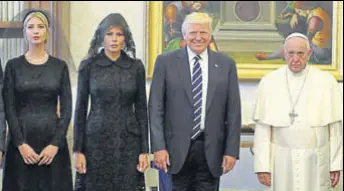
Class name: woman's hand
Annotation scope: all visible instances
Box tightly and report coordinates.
[18,143,40,165]
[38,145,59,166]
[75,152,87,174]
[137,153,149,172]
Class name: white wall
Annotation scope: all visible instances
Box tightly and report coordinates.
[69,0,147,122]
[70,1,146,70]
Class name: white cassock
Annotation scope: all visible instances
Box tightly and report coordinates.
[253,65,343,191]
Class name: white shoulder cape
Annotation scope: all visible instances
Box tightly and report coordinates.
[253,65,343,127]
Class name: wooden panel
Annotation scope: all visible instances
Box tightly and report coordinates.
[21,1,70,60]
[1,1,70,60]
[0,22,22,28]
[27,1,40,9]
[1,1,70,62]
[55,1,71,64]
[39,1,51,10]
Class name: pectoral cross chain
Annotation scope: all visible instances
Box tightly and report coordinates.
[289,110,298,124]
[286,67,309,125]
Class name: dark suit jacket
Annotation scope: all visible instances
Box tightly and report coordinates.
[0,59,6,152]
[149,48,241,177]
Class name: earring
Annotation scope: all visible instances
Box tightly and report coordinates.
[97,46,104,53]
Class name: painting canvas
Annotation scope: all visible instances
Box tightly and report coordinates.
[162,1,221,52]
[147,1,342,80]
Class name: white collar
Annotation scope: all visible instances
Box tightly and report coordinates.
[287,64,309,78]
[187,46,208,61]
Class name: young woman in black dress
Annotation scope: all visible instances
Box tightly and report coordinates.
[2,10,73,191]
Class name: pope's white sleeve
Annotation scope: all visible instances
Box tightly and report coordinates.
[329,121,343,171]
[253,122,272,173]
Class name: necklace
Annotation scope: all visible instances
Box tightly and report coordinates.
[24,53,49,79]
[285,67,309,124]
[25,52,49,64]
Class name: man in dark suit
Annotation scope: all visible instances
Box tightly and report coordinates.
[149,12,242,190]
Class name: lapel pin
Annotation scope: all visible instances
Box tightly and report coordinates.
[214,64,218,68]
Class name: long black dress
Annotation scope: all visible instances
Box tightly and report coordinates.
[2,55,73,191]
[73,51,148,191]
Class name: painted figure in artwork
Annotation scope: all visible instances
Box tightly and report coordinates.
[255,1,333,65]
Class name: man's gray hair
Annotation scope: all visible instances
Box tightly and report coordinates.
[181,12,213,36]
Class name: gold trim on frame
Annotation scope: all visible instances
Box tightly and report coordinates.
[147,2,163,79]
[147,1,343,81]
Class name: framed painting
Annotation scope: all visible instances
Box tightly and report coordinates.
[147,1,343,81]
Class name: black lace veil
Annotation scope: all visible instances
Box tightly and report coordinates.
[84,13,136,61]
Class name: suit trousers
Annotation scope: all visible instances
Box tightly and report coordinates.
[172,134,220,191]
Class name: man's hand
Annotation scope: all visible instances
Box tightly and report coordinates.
[222,155,236,174]
[330,171,340,187]
[38,145,59,166]
[137,153,149,172]
[75,152,87,174]
[18,143,40,164]
[257,172,271,187]
[154,150,170,173]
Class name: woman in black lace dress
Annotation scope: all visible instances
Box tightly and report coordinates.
[73,13,149,191]
[1,10,73,191]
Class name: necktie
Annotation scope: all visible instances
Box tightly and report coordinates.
[191,55,202,140]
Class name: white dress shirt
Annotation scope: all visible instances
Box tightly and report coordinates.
[187,47,208,131]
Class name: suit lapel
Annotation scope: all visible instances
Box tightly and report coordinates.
[176,48,193,105]
[206,50,220,112]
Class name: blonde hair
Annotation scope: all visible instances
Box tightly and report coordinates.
[23,11,50,44]
[182,12,213,35]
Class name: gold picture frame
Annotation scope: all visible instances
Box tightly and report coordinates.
[147,1,343,81]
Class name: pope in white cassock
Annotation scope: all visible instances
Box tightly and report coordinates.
[253,32,343,191]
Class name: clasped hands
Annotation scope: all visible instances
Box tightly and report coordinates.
[18,143,58,166]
